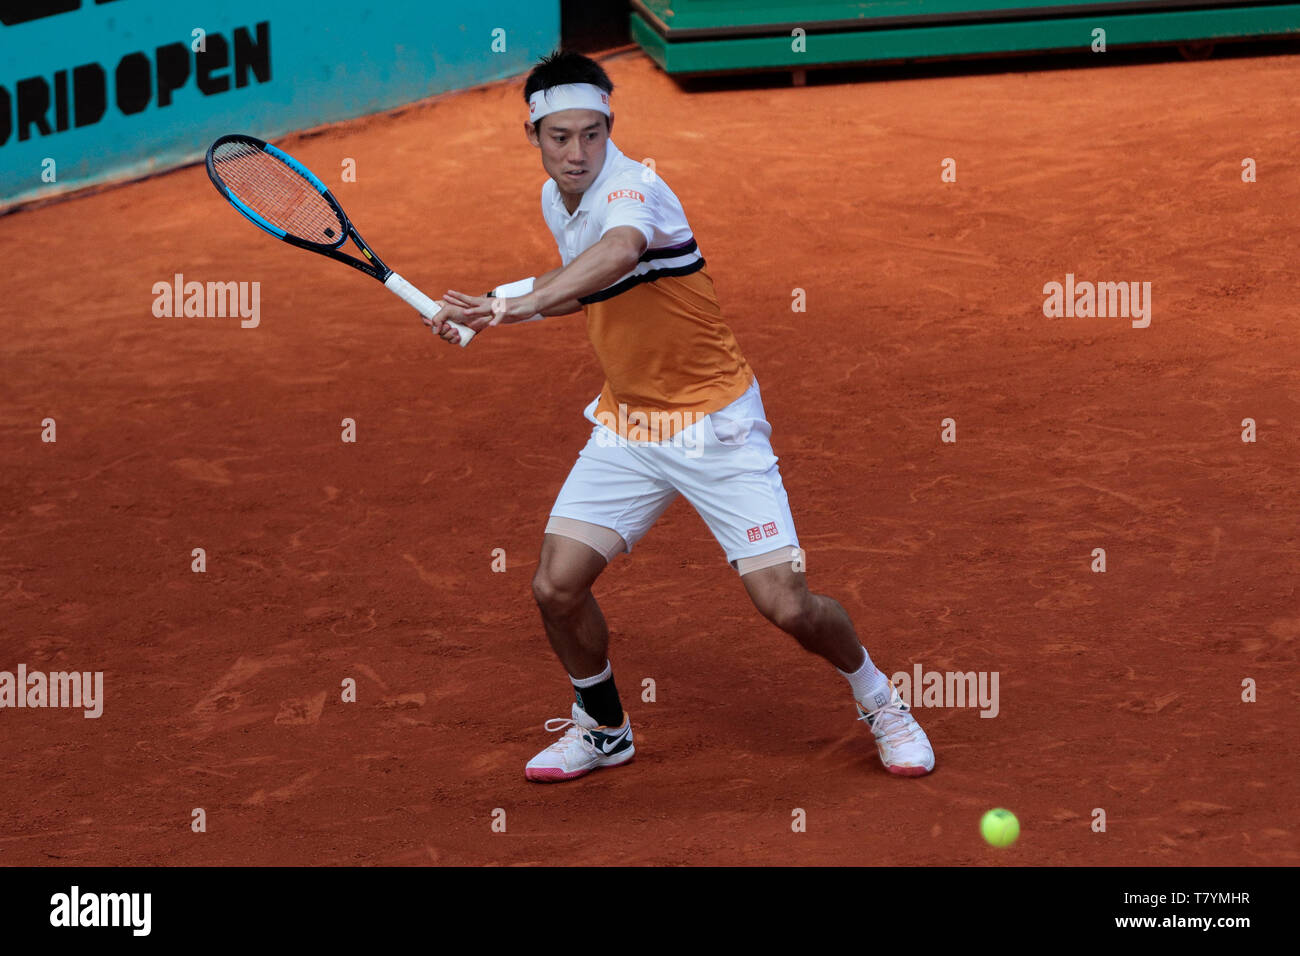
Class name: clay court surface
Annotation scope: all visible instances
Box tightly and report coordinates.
[2,49,1299,866]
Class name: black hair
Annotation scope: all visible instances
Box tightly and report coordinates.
[524,50,613,131]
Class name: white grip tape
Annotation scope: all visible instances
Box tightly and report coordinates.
[384,272,476,347]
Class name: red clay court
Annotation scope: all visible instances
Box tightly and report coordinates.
[2,48,1298,866]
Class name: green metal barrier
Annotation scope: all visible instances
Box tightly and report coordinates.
[630,0,1300,74]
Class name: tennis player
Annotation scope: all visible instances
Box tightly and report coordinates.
[431,51,934,782]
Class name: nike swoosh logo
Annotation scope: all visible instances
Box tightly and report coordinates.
[599,731,628,754]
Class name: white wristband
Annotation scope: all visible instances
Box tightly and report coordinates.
[491,276,536,298]
[491,276,544,323]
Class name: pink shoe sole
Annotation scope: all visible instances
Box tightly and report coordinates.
[525,754,635,783]
[886,763,934,777]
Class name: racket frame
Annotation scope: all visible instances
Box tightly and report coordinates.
[205,133,475,346]
[208,133,391,278]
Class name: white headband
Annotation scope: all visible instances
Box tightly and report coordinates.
[528,83,611,123]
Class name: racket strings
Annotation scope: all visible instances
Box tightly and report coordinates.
[211,141,343,244]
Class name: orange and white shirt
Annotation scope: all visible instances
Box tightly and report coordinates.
[541,139,753,440]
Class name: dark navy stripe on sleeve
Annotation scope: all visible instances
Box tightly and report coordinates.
[639,237,698,262]
[578,259,706,305]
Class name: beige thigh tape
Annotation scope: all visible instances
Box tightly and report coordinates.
[545,516,627,563]
[735,545,802,576]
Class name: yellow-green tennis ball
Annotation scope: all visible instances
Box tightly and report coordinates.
[981,808,1020,847]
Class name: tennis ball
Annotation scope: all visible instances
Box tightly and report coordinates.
[980,808,1020,847]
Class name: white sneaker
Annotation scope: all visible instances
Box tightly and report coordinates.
[857,686,935,776]
[524,702,635,783]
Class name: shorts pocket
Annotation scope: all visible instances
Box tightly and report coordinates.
[708,413,754,447]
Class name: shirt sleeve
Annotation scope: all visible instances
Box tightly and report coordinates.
[597,176,656,248]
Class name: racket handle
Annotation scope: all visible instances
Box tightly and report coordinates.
[384,272,476,347]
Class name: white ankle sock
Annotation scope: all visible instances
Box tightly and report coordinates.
[839,649,892,709]
[569,660,612,688]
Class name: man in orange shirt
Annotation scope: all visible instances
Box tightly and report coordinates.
[434,52,934,783]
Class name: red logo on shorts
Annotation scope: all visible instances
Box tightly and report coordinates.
[762,522,778,538]
[746,526,762,543]
[607,189,645,203]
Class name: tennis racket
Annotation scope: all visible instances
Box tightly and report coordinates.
[205,133,474,347]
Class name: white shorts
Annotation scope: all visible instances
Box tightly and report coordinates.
[549,378,800,568]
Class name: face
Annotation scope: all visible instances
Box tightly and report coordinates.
[527,108,611,198]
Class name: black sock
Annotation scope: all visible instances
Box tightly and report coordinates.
[573,672,623,727]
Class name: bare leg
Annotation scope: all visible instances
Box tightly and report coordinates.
[531,532,615,679]
[741,562,866,673]
[744,558,936,777]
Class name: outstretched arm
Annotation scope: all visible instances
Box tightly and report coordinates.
[530,226,647,315]
[532,267,582,316]
[439,266,581,342]
[450,226,648,327]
